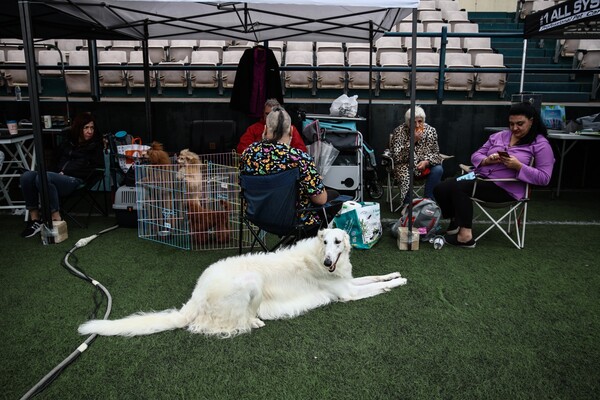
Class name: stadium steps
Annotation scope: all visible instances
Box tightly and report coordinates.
[468,11,595,103]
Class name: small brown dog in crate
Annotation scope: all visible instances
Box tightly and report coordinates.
[145,141,171,165]
[177,149,207,199]
[187,199,232,245]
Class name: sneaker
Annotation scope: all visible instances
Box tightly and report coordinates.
[444,233,476,248]
[21,220,42,238]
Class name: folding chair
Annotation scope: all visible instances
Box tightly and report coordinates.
[60,168,109,228]
[238,169,348,253]
[460,164,530,249]
[382,144,453,212]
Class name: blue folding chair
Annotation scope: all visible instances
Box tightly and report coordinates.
[239,169,348,253]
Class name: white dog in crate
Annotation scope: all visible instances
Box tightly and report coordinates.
[78,228,407,338]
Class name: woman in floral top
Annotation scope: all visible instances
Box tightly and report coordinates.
[240,107,338,230]
[390,105,443,207]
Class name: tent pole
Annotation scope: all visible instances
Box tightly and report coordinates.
[520,39,527,93]
[18,0,54,243]
[407,9,418,250]
[143,22,153,141]
[367,20,374,144]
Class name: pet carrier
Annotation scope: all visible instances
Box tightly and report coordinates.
[135,152,253,250]
[113,186,140,228]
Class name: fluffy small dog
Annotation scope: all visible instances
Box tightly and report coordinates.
[145,141,171,165]
[176,149,206,198]
[78,228,407,339]
[187,199,232,244]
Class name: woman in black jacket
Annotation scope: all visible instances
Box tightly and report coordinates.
[20,112,104,238]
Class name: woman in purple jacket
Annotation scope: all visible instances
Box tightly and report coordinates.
[433,102,555,248]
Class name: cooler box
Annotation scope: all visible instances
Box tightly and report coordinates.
[113,186,139,228]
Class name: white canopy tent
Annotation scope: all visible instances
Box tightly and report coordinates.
[6,0,421,245]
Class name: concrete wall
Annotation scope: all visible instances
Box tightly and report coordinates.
[2,99,599,190]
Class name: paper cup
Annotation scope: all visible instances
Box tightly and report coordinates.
[7,120,18,135]
[43,115,52,129]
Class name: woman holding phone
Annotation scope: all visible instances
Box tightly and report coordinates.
[433,102,555,248]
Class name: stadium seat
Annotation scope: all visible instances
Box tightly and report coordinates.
[347,51,376,89]
[128,50,157,88]
[190,50,220,88]
[65,50,91,94]
[379,52,409,91]
[4,49,28,87]
[37,50,62,77]
[316,51,346,89]
[444,52,474,95]
[414,52,440,90]
[98,50,128,88]
[221,48,246,89]
[284,50,314,89]
[473,53,506,97]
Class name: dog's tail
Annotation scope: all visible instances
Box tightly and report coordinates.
[78,302,198,337]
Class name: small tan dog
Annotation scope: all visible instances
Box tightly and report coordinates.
[176,149,206,198]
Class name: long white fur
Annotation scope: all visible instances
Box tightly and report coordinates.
[78,228,407,338]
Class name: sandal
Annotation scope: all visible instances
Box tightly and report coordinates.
[444,233,476,248]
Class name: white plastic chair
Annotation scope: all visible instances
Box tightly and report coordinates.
[444,52,474,95]
[316,51,345,89]
[65,50,91,94]
[473,53,506,97]
[284,50,313,89]
[379,52,409,91]
[190,50,219,88]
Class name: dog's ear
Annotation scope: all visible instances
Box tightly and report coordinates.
[317,229,326,241]
[342,230,350,250]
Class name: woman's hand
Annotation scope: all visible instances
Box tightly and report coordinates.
[483,153,502,165]
[416,160,429,171]
[499,154,523,170]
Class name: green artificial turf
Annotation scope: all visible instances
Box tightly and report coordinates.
[1,190,599,399]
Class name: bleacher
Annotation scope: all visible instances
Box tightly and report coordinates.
[0,0,597,103]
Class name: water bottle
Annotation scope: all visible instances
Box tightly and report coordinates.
[15,85,22,101]
[430,235,444,250]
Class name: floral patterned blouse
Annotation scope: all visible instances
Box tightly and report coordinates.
[239,141,325,226]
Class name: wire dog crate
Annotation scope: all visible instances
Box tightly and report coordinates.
[135,152,252,250]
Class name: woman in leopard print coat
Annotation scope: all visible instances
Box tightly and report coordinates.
[390,106,443,207]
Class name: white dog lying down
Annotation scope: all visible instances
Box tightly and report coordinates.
[78,228,407,338]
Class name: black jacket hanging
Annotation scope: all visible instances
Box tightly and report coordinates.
[229,46,284,116]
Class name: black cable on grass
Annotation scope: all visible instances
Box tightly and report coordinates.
[20,225,119,400]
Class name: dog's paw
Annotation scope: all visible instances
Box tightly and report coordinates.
[251,318,265,329]
[386,272,402,281]
[389,277,408,287]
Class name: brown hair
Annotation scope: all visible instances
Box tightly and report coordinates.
[70,112,97,143]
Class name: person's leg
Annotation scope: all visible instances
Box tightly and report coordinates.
[424,164,443,200]
[452,180,513,244]
[20,171,41,220]
[393,163,410,208]
[39,172,83,221]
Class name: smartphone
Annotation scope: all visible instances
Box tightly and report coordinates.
[497,150,510,158]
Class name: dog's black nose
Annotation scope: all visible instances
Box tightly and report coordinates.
[324,258,332,267]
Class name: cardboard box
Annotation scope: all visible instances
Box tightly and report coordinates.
[397,227,419,251]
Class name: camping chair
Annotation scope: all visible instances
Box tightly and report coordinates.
[382,140,453,212]
[459,163,530,249]
[60,168,108,228]
[238,168,349,254]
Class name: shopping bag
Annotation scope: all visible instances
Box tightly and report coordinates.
[333,201,382,249]
[329,94,358,118]
[117,137,150,173]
